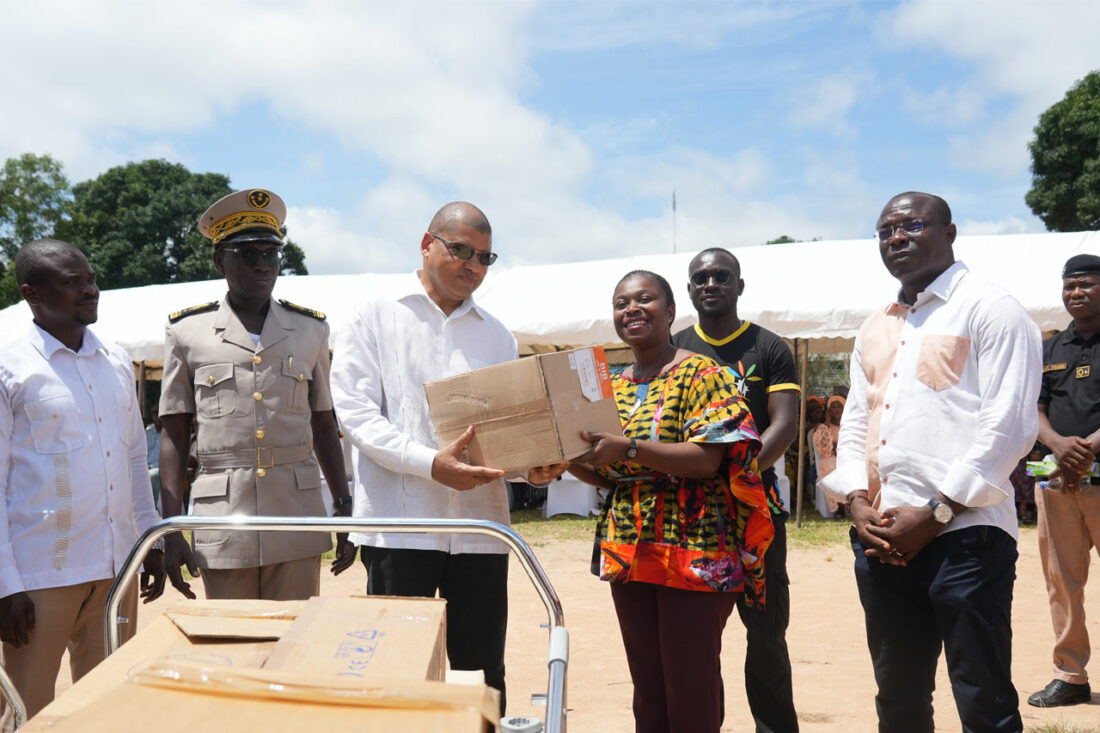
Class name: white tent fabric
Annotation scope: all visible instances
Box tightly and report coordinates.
[2,231,1098,362]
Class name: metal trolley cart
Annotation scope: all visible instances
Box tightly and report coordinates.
[0,516,568,733]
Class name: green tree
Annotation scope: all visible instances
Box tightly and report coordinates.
[765,235,798,245]
[57,159,306,290]
[0,153,72,306]
[1026,70,1100,231]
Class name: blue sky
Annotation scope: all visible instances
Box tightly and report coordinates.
[2,0,1098,276]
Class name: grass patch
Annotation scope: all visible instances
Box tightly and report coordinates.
[510,509,598,546]
[1028,723,1100,733]
[787,513,851,551]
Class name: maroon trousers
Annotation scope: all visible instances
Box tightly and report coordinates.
[610,581,739,733]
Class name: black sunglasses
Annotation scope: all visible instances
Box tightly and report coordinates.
[429,232,498,267]
[221,246,285,268]
[689,268,733,287]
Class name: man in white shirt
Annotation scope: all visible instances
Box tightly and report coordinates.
[332,202,557,715]
[821,193,1041,732]
[0,240,163,727]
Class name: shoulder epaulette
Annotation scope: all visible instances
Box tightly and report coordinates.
[168,301,219,323]
[278,299,326,321]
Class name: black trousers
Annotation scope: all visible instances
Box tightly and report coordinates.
[851,524,1021,733]
[361,546,509,714]
[736,512,798,732]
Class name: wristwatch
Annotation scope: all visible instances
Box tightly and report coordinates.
[927,496,955,525]
[332,495,353,513]
[625,437,638,460]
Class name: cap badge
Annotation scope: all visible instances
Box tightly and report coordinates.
[247,190,271,209]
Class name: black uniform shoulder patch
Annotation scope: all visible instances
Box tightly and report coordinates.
[278,299,326,321]
[168,301,219,323]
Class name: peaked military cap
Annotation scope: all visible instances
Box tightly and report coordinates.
[199,189,287,246]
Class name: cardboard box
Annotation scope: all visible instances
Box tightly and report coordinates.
[33,662,497,733]
[29,597,491,733]
[263,596,447,682]
[424,346,623,473]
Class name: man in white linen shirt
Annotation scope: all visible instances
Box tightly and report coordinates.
[0,240,163,728]
[821,192,1041,732]
[331,202,561,715]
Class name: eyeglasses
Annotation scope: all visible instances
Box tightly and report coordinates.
[429,232,498,267]
[689,269,734,287]
[876,218,927,242]
[221,247,285,267]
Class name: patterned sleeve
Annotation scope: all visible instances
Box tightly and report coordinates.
[680,357,761,447]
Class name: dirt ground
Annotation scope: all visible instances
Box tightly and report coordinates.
[53,524,1100,732]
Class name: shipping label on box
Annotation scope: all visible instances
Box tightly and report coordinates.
[424,346,622,473]
[263,596,447,682]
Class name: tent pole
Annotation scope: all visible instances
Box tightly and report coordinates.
[138,361,147,422]
[795,339,808,529]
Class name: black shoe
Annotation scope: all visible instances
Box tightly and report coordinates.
[1027,679,1092,707]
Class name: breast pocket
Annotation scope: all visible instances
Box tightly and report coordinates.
[916,335,971,392]
[24,394,91,454]
[281,356,310,412]
[195,363,237,418]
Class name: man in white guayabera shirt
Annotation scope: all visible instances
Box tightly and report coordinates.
[0,239,163,729]
[821,192,1041,732]
[331,202,562,717]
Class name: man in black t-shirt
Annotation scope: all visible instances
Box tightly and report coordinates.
[1029,253,1100,708]
[673,247,800,732]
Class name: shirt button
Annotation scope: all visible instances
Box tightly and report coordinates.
[208,375,215,384]
[256,429,265,439]
[880,440,886,446]
[98,417,103,423]
[893,372,898,378]
[882,477,889,483]
[109,484,114,491]
[900,340,906,346]
[106,450,111,457]
[253,355,262,364]
[884,404,890,409]
[88,384,93,390]
[253,392,262,401]
[256,468,267,478]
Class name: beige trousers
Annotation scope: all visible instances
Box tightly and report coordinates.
[1036,483,1100,683]
[0,579,137,730]
[200,556,321,601]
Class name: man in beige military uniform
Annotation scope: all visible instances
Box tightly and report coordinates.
[158,189,355,601]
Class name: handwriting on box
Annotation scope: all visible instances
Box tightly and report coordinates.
[332,629,386,677]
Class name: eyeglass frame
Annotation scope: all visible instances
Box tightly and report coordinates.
[219,246,286,268]
[875,217,929,243]
[689,268,735,287]
[428,232,498,267]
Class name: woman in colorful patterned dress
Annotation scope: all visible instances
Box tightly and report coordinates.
[567,270,774,733]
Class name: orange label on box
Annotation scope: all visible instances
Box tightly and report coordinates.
[570,346,614,401]
[593,346,613,399]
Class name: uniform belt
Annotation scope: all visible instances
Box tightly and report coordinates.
[198,444,313,470]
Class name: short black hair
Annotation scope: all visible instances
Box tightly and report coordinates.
[690,247,741,277]
[15,239,82,287]
[890,191,952,225]
[615,269,675,309]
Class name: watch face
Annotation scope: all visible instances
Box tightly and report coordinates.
[933,502,954,523]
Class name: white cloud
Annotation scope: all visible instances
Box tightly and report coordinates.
[957,215,1043,237]
[787,73,870,138]
[886,0,1100,176]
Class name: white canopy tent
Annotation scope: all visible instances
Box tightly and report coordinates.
[1,230,1097,360]
[3,230,1097,524]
